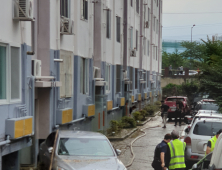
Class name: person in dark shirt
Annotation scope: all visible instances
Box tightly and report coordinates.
[175,99,184,126]
[152,134,171,170]
[161,100,169,128]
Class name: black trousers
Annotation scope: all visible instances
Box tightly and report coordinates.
[175,112,182,125]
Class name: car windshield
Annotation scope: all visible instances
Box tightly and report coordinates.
[166,98,185,102]
[58,138,115,157]
[201,104,219,111]
[193,122,222,136]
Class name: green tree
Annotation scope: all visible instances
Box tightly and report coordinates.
[162,50,184,69]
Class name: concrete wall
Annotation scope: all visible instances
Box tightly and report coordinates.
[161,77,192,88]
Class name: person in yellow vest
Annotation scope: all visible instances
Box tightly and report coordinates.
[205,129,222,155]
[168,130,186,170]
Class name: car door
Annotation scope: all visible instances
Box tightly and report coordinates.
[39,131,56,168]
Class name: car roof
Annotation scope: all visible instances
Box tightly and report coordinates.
[166,96,186,98]
[194,118,222,123]
[196,112,222,118]
[58,130,107,139]
[200,99,215,102]
[196,101,218,105]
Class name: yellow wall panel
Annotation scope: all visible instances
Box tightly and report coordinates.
[107,101,113,111]
[121,98,125,106]
[15,120,24,138]
[138,94,141,101]
[88,105,95,117]
[62,109,73,124]
[24,118,33,136]
[131,96,134,102]
[150,92,152,97]
[144,93,147,99]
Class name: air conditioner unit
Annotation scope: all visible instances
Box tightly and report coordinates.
[130,49,136,57]
[145,21,149,28]
[60,17,74,35]
[32,59,42,77]
[13,0,33,20]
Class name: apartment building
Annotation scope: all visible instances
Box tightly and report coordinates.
[0,0,162,169]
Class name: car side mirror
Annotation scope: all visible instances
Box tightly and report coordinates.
[115,149,121,156]
[185,127,190,133]
[48,147,53,154]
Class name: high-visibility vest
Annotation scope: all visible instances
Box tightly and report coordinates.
[168,139,186,170]
[205,135,217,154]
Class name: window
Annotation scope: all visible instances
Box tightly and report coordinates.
[156,46,158,60]
[136,0,139,13]
[144,39,146,55]
[136,30,138,50]
[0,45,7,100]
[0,44,21,103]
[130,67,133,90]
[135,68,138,89]
[147,40,149,56]
[130,28,133,49]
[116,65,121,93]
[106,10,111,39]
[193,122,222,136]
[60,0,69,18]
[80,58,89,94]
[81,0,88,20]
[157,19,159,34]
[147,71,149,87]
[153,17,155,31]
[11,47,20,100]
[131,0,133,7]
[157,0,158,7]
[116,17,121,43]
[153,46,155,59]
[105,64,110,92]
[148,8,150,22]
[60,50,73,98]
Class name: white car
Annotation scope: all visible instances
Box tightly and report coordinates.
[184,118,222,163]
[190,133,222,170]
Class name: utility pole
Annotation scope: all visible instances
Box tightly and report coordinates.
[191,24,195,42]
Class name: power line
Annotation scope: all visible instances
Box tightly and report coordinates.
[163,23,222,29]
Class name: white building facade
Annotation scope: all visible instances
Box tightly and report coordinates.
[0,0,162,169]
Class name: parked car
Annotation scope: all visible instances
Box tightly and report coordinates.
[184,118,222,163]
[193,102,219,115]
[164,96,190,119]
[184,110,219,125]
[190,133,222,170]
[39,130,126,170]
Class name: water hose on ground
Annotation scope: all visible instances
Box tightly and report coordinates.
[125,112,161,168]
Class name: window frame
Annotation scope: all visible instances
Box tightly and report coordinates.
[136,0,139,14]
[147,40,149,56]
[0,43,22,105]
[130,27,134,49]
[60,50,73,98]
[136,30,138,51]
[144,38,146,55]
[135,68,138,89]
[116,65,121,93]
[106,10,111,39]
[131,0,133,7]
[105,64,111,93]
[80,0,88,20]
[60,0,70,18]
[116,16,121,43]
[80,57,89,95]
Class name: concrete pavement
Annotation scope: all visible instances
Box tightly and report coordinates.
[112,116,186,170]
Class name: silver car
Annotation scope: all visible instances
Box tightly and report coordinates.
[39,130,127,170]
[184,118,222,163]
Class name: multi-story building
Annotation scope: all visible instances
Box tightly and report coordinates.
[0,0,162,169]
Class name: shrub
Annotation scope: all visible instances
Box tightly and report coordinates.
[121,116,136,128]
[107,120,122,135]
[145,105,155,116]
[133,111,143,121]
[154,101,161,106]
[139,110,147,120]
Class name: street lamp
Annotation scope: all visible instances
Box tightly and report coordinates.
[191,24,195,42]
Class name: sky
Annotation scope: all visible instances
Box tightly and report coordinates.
[162,0,222,42]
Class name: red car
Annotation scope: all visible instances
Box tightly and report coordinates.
[164,96,190,119]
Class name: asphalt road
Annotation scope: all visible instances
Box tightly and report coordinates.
[112,116,187,170]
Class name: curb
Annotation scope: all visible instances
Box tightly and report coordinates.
[108,128,138,141]
[137,118,152,126]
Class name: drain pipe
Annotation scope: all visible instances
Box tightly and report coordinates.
[0,136,10,147]
[27,20,35,55]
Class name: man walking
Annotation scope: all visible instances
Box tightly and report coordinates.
[161,100,169,128]
[152,134,171,170]
[205,129,222,155]
[174,99,184,126]
[168,130,186,170]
